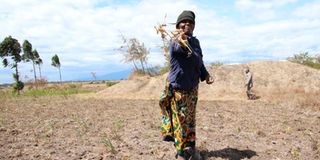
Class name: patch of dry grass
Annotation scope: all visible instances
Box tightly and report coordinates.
[264,92,320,110]
[1,72,320,159]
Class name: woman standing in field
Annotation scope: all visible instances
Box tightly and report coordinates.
[159,10,214,160]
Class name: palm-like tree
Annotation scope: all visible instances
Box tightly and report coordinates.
[33,49,43,79]
[22,40,38,81]
[51,54,62,82]
[0,36,24,92]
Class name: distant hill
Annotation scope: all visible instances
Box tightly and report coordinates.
[94,61,320,100]
[96,69,131,80]
[76,69,132,81]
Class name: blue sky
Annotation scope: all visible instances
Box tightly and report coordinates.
[0,0,319,83]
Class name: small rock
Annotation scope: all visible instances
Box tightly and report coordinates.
[33,154,41,158]
[80,151,87,156]
[203,126,209,131]
[0,128,6,132]
[257,131,266,137]
[10,129,21,135]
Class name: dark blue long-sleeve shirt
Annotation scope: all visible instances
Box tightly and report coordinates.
[167,36,209,91]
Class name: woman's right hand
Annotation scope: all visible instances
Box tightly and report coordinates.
[206,75,214,84]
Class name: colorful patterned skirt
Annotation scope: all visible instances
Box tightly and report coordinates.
[159,86,198,156]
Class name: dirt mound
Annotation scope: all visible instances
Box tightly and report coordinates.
[96,61,320,100]
[96,74,167,100]
[199,61,320,100]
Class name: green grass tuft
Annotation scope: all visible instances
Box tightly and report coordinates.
[0,87,92,98]
[22,89,91,96]
[106,81,119,87]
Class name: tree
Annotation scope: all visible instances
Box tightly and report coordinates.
[33,49,43,79]
[137,42,149,72]
[0,36,24,93]
[22,40,38,81]
[119,35,149,73]
[155,21,171,74]
[287,52,311,64]
[90,72,97,81]
[51,54,62,82]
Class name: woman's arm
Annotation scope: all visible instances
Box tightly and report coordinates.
[200,64,209,81]
[170,40,189,56]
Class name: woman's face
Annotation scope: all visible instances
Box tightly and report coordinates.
[178,19,194,36]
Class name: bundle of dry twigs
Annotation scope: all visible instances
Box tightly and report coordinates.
[155,23,192,57]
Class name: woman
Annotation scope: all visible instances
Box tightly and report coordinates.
[159,10,214,160]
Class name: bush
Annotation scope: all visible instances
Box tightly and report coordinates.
[26,78,48,89]
[287,52,320,69]
[127,69,150,79]
[159,65,170,75]
[68,84,78,89]
[210,61,223,67]
[12,81,24,92]
[145,65,161,76]
[106,81,119,87]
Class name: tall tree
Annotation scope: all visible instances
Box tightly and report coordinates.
[0,36,24,93]
[119,35,138,71]
[90,72,97,81]
[33,49,43,79]
[119,35,149,73]
[51,54,62,82]
[137,42,149,72]
[22,40,37,81]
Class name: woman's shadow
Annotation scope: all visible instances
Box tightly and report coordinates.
[199,147,257,160]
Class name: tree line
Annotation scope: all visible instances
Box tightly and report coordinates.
[2,35,318,94]
[0,36,62,93]
[1,33,155,94]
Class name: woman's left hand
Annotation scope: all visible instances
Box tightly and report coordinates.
[206,75,214,84]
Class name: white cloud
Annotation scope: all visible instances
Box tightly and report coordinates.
[293,1,320,19]
[0,0,319,83]
[235,0,298,20]
[236,0,298,9]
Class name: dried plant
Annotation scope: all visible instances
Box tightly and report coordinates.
[101,135,117,154]
[154,15,192,57]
